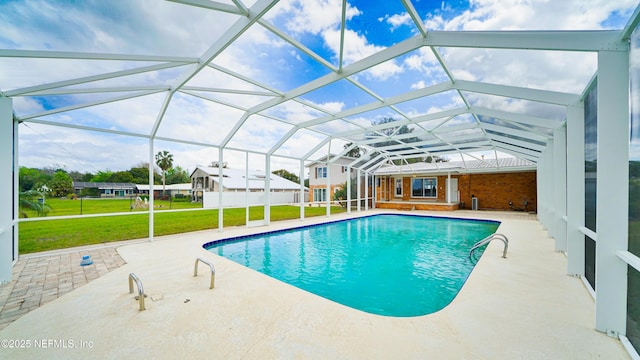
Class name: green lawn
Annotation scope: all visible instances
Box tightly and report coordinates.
[19,205,346,254]
[21,197,201,217]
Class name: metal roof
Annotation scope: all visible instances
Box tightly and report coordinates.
[1,1,637,174]
[193,166,304,190]
[72,182,137,190]
[374,158,536,175]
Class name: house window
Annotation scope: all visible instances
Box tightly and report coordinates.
[313,188,327,202]
[395,178,402,197]
[316,167,327,178]
[411,178,437,198]
[341,166,348,173]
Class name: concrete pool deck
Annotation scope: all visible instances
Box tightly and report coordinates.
[0,210,629,359]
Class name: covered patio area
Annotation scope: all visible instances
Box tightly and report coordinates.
[1,1,640,358]
[0,210,627,359]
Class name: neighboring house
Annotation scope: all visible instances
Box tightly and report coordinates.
[307,155,360,202]
[72,182,136,198]
[190,166,308,208]
[135,183,192,198]
[373,158,537,212]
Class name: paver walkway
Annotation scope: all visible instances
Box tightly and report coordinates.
[0,244,129,330]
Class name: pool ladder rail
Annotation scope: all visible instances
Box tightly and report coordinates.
[194,257,216,289]
[128,273,146,311]
[127,258,215,311]
[469,233,509,260]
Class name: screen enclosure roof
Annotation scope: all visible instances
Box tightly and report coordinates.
[1,0,638,174]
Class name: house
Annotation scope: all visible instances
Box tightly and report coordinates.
[372,158,537,211]
[135,183,192,198]
[72,181,136,198]
[190,166,307,208]
[307,155,361,203]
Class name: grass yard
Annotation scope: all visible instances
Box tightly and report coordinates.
[21,197,201,217]
[19,205,347,254]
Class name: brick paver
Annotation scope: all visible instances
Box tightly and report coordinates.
[0,246,127,330]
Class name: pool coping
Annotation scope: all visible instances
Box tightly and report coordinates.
[203,213,501,317]
[202,212,501,250]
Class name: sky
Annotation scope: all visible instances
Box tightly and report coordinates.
[0,0,638,176]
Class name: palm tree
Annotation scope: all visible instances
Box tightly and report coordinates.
[19,190,51,218]
[155,150,174,196]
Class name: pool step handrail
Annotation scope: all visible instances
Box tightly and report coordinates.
[469,233,508,259]
[194,257,216,289]
[128,273,145,311]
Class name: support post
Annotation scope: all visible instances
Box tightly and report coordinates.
[245,152,250,227]
[365,172,369,210]
[553,125,567,252]
[545,140,556,237]
[299,159,305,220]
[326,161,331,216]
[446,171,451,203]
[12,109,18,265]
[594,50,629,336]
[347,166,352,214]
[218,149,224,231]
[357,169,362,212]
[0,97,14,284]
[148,139,155,241]
[567,104,585,276]
[265,154,271,225]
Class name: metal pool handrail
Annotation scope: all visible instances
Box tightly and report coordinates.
[194,257,216,289]
[128,273,145,311]
[469,233,509,259]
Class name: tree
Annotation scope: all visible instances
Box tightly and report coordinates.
[343,143,362,158]
[155,150,174,195]
[68,170,93,182]
[366,117,420,148]
[424,155,448,163]
[129,163,161,184]
[47,170,73,197]
[19,167,42,192]
[165,166,190,184]
[19,166,53,192]
[333,178,358,202]
[110,171,134,183]
[273,169,300,184]
[91,170,114,182]
[19,190,51,217]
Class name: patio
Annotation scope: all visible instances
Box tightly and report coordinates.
[0,210,627,359]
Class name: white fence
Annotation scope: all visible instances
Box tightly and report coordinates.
[202,191,309,209]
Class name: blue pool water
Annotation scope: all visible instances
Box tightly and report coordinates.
[204,214,500,317]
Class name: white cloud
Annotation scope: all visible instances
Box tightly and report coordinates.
[19,123,151,173]
[271,0,361,35]
[444,47,597,94]
[424,14,446,30]
[442,0,637,31]
[380,13,412,31]
[322,28,403,80]
[410,80,427,90]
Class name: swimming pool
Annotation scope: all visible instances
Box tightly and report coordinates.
[204,214,500,317]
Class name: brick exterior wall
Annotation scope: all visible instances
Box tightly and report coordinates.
[374,171,537,212]
[376,202,458,211]
[458,172,536,211]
